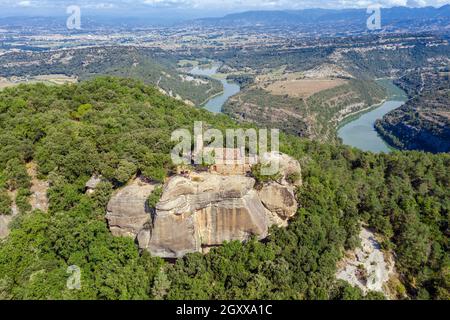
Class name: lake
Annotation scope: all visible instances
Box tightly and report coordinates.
[190,64,241,113]
[337,80,407,153]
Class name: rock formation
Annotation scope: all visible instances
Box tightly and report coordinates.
[106,178,156,238]
[85,175,103,195]
[258,183,297,219]
[138,173,270,258]
[106,153,301,258]
[262,151,302,187]
[336,228,397,298]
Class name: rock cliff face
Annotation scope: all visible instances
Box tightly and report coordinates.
[106,154,301,258]
[106,178,156,238]
[376,116,450,153]
[138,173,270,258]
[375,70,450,153]
[336,228,398,299]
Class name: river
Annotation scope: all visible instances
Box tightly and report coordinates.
[337,79,407,153]
[189,64,241,113]
[190,65,406,154]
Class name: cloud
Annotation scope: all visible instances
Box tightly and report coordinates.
[1,0,449,11]
[18,0,32,6]
[407,0,427,6]
[138,0,449,9]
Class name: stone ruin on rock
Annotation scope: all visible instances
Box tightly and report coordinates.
[105,152,301,258]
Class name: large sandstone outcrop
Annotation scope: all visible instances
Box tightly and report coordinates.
[106,178,156,238]
[258,183,297,219]
[138,174,269,258]
[262,151,302,187]
[106,153,301,258]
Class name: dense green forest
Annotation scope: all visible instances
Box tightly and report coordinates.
[0,78,448,300]
[0,46,223,106]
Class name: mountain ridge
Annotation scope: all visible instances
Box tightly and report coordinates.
[192,5,450,30]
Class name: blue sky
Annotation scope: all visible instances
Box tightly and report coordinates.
[1,0,449,17]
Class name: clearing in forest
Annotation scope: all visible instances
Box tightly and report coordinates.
[265,78,347,98]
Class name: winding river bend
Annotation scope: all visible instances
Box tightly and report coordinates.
[190,65,407,154]
[337,79,407,153]
[190,64,240,114]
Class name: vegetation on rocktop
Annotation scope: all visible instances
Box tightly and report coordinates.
[0,78,448,300]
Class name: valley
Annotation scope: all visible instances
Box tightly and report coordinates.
[0,3,449,303]
[338,80,408,153]
[376,70,450,153]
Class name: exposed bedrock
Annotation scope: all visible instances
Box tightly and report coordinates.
[106,178,156,238]
[106,155,301,258]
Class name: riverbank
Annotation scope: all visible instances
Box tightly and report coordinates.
[336,99,387,131]
[190,63,241,113]
[337,80,407,153]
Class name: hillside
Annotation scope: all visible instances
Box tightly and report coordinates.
[376,70,450,153]
[0,78,448,300]
[224,79,386,142]
[0,46,223,106]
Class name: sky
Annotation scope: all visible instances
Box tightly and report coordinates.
[0,0,449,17]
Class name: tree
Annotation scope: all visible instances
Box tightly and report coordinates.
[0,191,12,215]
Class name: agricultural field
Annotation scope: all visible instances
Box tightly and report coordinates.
[264,78,347,98]
[0,74,77,90]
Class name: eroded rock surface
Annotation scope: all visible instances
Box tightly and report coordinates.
[1,162,49,240]
[336,228,396,297]
[258,183,297,219]
[0,216,13,239]
[106,178,156,238]
[106,153,301,258]
[138,173,270,258]
[263,151,302,187]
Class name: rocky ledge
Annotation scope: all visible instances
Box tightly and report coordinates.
[336,228,398,298]
[106,153,301,258]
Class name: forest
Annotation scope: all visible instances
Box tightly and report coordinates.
[0,46,223,106]
[0,77,448,300]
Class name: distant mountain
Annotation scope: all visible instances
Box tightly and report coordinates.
[192,5,450,32]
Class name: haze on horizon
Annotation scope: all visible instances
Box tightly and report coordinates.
[0,0,449,18]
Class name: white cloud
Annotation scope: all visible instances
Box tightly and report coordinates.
[1,0,449,11]
[138,0,449,9]
[18,0,32,6]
